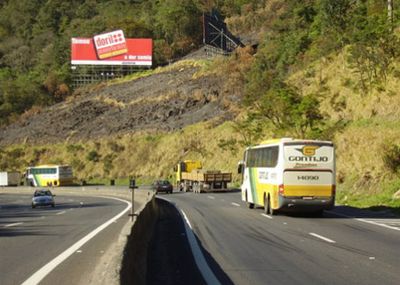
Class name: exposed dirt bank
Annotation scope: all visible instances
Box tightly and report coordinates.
[0,57,236,146]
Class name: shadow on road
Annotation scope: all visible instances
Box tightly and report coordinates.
[146,198,234,285]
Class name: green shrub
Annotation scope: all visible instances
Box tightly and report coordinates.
[107,141,125,153]
[86,150,100,162]
[383,144,400,173]
[66,144,84,153]
[70,158,84,172]
[103,154,115,176]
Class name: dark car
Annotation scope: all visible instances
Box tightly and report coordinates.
[32,189,56,208]
[153,180,173,194]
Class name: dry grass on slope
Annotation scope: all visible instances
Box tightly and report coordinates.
[289,50,400,202]
[290,51,400,122]
[0,121,244,185]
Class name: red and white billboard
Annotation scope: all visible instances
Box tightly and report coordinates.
[71,36,152,66]
[93,30,128,59]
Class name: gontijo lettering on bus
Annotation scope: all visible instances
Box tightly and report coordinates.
[288,146,329,162]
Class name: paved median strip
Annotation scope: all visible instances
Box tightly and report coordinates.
[309,232,336,243]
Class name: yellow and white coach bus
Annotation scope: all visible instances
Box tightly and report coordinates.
[238,138,335,215]
[25,165,74,187]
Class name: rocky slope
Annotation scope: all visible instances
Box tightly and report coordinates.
[0,57,236,146]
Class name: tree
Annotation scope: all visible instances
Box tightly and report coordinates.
[254,82,324,138]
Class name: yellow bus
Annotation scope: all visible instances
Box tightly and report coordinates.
[238,138,335,215]
[25,165,74,187]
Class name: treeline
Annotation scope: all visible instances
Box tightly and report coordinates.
[0,0,399,132]
[0,0,254,125]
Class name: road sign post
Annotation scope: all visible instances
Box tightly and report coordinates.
[129,178,138,221]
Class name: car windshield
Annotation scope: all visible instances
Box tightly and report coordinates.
[160,180,170,185]
[34,191,52,197]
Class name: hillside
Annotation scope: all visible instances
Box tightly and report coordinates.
[0,58,236,145]
[1,1,400,211]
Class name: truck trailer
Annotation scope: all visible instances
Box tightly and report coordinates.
[0,171,21,186]
[175,160,232,193]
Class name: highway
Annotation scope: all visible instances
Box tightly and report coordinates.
[0,192,134,285]
[163,191,400,285]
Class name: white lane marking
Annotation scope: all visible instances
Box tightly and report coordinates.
[309,232,336,244]
[180,209,221,285]
[207,196,215,200]
[4,222,23,228]
[56,211,66,215]
[76,250,82,253]
[328,211,400,232]
[21,196,131,285]
[261,213,273,219]
[181,210,193,229]
[231,202,240,207]
[356,218,400,231]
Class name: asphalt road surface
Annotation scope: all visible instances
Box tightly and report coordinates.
[161,191,400,285]
[0,192,135,285]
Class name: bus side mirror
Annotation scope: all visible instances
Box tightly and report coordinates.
[237,161,244,174]
[173,166,177,172]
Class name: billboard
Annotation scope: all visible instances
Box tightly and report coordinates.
[93,30,128,59]
[71,34,152,66]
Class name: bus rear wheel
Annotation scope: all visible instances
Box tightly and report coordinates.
[265,195,277,216]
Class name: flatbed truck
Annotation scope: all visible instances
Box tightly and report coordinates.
[175,160,232,193]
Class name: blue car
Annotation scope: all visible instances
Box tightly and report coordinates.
[32,189,56,208]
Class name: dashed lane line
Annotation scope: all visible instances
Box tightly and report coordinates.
[207,196,215,200]
[309,232,336,244]
[4,222,23,228]
[261,213,273,219]
[231,202,240,207]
